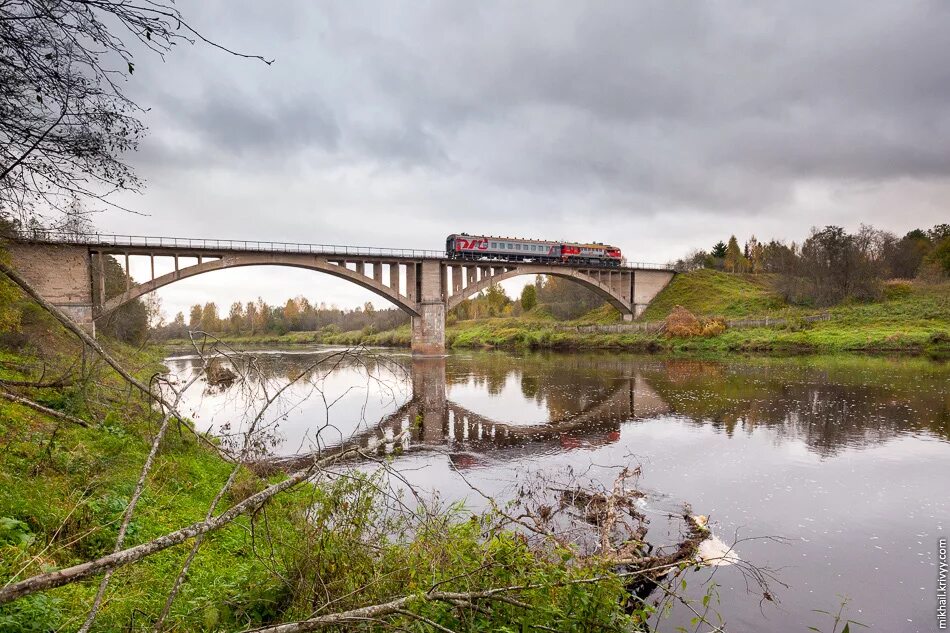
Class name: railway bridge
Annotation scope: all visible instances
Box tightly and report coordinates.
[3,232,675,354]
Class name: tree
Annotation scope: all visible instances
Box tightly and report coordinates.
[535,275,605,319]
[745,236,764,273]
[143,293,165,329]
[189,305,203,331]
[710,241,727,258]
[200,302,219,332]
[786,226,882,305]
[253,298,270,332]
[884,230,930,278]
[283,298,301,330]
[520,284,538,312]
[0,0,269,225]
[723,236,746,273]
[167,311,186,339]
[760,240,797,274]
[228,302,244,334]
[97,256,147,344]
[672,249,708,272]
[929,224,950,242]
[244,301,259,334]
[919,235,950,280]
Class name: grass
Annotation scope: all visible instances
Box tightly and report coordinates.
[442,276,950,355]
[639,269,786,320]
[0,336,297,630]
[163,324,413,349]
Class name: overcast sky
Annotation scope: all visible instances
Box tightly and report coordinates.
[103,1,950,318]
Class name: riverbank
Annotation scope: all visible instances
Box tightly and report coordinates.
[166,273,950,356]
[443,279,949,353]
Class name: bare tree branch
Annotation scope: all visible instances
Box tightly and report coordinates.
[77,368,204,632]
[0,386,89,427]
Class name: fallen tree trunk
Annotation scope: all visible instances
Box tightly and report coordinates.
[0,388,89,427]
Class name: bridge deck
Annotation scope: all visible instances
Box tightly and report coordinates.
[11,231,674,271]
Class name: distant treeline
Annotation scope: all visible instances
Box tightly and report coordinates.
[150,274,608,340]
[152,298,410,340]
[452,275,605,321]
[673,224,950,306]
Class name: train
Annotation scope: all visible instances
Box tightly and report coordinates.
[445,233,623,267]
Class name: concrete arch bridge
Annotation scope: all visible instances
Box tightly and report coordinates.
[5,232,675,354]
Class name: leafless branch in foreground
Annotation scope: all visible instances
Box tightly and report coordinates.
[77,363,206,632]
[0,387,89,427]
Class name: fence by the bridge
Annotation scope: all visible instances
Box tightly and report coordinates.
[562,312,832,333]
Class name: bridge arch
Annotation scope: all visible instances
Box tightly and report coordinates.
[445,265,632,316]
[97,254,420,319]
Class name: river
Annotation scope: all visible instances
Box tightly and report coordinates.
[163,347,949,632]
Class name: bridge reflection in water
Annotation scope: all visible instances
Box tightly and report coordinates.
[176,350,950,473]
[333,356,672,469]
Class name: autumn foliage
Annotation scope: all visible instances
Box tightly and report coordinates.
[662,305,726,338]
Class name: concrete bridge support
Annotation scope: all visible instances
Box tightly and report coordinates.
[632,269,676,317]
[411,261,447,356]
[5,243,97,334]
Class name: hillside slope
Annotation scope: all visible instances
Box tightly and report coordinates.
[639,269,785,320]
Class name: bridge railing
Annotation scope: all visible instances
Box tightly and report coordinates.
[13,230,445,259]
[10,230,676,270]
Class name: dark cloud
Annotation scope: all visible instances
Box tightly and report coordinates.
[131,1,950,193]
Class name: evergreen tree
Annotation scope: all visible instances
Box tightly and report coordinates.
[520,284,538,311]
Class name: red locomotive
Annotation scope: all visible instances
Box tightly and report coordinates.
[445,234,622,267]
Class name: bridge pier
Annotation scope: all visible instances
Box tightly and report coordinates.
[411,260,446,355]
[411,302,446,355]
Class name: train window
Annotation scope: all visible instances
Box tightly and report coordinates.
[507,243,513,249]
[490,242,496,248]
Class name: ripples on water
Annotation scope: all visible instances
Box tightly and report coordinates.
[165,348,949,633]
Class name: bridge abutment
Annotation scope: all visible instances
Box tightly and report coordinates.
[5,243,96,335]
[632,269,675,318]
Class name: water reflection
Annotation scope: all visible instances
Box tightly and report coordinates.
[166,348,949,633]
[166,350,949,460]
